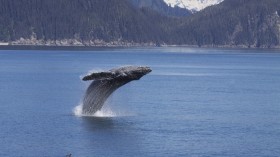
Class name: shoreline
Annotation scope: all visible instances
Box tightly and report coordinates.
[1,38,280,50]
[0,45,280,52]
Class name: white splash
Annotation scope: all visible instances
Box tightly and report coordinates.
[73,103,84,117]
[94,109,117,117]
[73,103,130,117]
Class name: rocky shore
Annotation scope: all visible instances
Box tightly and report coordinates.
[2,38,279,49]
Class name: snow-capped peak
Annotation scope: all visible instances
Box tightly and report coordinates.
[163,0,223,12]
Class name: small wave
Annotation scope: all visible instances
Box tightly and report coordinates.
[153,72,215,77]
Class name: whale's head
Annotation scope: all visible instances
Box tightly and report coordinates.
[82,66,152,81]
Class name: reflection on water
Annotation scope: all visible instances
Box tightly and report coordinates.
[79,116,144,156]
[82,117,115,131]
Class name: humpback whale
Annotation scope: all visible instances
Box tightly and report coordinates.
[82,66,152,115]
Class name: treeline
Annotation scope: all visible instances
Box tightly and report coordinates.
[0,0,177,43]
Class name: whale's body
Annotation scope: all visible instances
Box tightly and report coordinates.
[82,66,151,115]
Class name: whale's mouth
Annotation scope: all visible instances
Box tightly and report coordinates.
[81,66,152,115]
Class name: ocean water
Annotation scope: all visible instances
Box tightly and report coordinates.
[0,47,279,157]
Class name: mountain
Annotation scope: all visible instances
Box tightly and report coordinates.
[172,0,280,48]
[0,0,279,48]
[163,0,223,12]
[130,0,191,17]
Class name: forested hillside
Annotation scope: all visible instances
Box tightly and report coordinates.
[0,0,279,48]
[172,0,280,48]
[0,0,178,45]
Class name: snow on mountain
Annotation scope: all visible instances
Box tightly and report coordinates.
[163,0,223,12]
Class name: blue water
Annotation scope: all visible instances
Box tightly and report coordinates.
[0,48,280,157]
